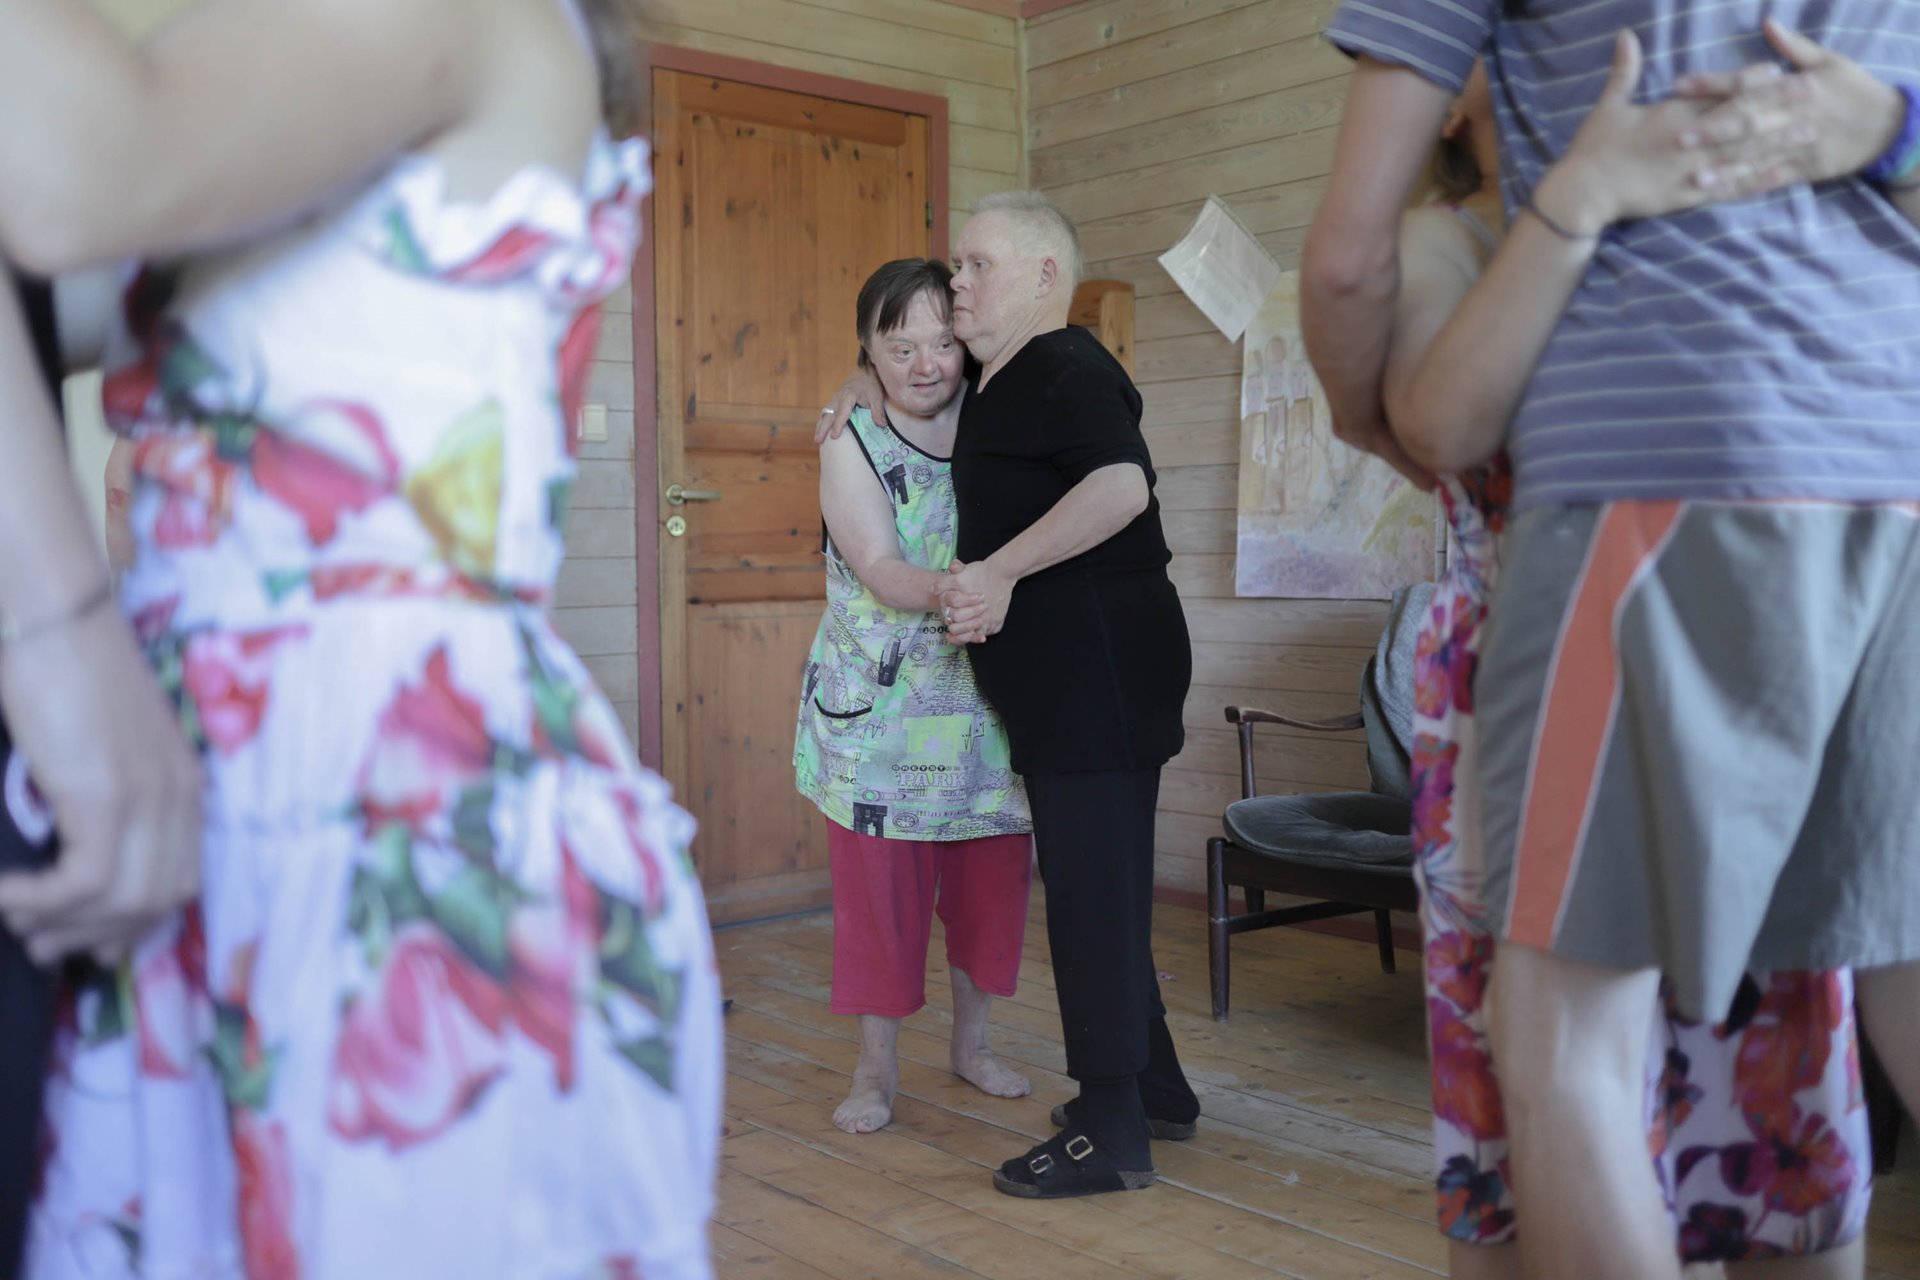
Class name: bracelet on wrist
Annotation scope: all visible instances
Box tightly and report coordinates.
[1522,192,1600,244]
[1864,83,1920,187]
[0,579,115,649]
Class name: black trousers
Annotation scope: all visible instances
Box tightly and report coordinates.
[1026,768,1172,1084]
[4,276,64,1280]
[0,928,50,1280]
[0,724,55,1280]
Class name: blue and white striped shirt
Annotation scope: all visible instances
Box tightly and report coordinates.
[1327,0,1920,509]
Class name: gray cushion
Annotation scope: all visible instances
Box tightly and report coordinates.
[1361,583,1433,803]
[1222,792,1413,873]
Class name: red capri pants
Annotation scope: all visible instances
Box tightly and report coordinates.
[828,821,1033,1017]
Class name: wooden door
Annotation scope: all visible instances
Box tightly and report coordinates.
[652,70,932,925]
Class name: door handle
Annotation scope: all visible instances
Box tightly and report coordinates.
[665,483,722,505]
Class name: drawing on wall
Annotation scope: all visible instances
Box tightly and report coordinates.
[1235,271,1438,599]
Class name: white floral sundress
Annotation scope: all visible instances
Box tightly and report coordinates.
[28,134,722,1280]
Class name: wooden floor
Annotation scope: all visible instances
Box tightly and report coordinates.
[714,892,1920,1279]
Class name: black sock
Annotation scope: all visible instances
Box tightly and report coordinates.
[1071,1078,1151,1167]
[1135,1016,1199,1124]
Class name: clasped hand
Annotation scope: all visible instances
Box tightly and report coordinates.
[939,559,1012,645]
[0,604,203,966]
[1331,22,1900,482]
[1553,23,1898,228]
[1667,20,1900,198]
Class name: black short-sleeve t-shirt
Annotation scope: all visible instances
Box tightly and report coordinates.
[952,326,1191,774]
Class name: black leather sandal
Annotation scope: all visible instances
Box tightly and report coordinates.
[991,1130,1157,1199]
[1049,1099,1197,1142]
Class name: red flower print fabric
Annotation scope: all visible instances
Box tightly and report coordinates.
[31,134,723,1280]
[1413,463,1870,1260]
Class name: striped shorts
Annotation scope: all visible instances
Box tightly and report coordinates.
[1476,499,1920,1020]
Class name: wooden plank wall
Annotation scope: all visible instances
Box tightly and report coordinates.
[565,0,1027,745]
[1026,0,1391,892]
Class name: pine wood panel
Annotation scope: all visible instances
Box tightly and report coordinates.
[1145,419,1239,467]
[805,0,1020,44]
[1141,374,1246,422]
[714,900,1920,1278]
[1155,463,1236,511]
[1030,32,1349,152]
[1138,291,1222,342]
[953,123,1021,172]
[659,0,1016,91]
[1024,0,1269,68]
[1046,126,1340,226]
[1163,508,1237,555]
[1029,1,1388,893]
[654,68,933,924]
[1031,74,1346,189]
[1026,0,1338,108]
[685,600,832,920]
[1134,332,1243,385]
[649,14,1018,134]
[550,605,639,658]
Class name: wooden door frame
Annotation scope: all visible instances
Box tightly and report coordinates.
[629,46,950,772]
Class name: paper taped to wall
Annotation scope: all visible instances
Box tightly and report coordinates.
[1157,196,1282,342]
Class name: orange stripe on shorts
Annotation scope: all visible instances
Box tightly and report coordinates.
[1505,501,1683,949]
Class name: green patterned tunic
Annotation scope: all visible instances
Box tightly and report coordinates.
[793,408,1029,840]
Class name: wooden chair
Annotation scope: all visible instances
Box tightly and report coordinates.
[1206,700,1418,1021]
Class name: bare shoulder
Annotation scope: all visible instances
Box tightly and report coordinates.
[1397,205,1485,280]
[820,417,881,485]
[821,421,866,463]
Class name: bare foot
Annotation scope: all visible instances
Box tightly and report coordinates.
[833,1072,897,1133]
[947,968,1029,1099]
[952,1046,1031,1099]
[833,1014,901,1134]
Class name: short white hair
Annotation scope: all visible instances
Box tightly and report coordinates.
[969,190,1084,293]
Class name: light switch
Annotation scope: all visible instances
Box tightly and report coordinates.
[579,402,609,444]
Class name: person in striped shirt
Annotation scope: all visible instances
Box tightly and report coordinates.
[1303,7,1920,1278]
[1389,47,1879,1279]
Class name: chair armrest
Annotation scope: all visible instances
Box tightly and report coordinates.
[1226,706,1365,733]
[1224,704,1365,800]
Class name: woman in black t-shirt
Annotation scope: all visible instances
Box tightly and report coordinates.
[935,191,1199,1201]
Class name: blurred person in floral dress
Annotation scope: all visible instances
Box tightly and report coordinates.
[0,1,721,1277]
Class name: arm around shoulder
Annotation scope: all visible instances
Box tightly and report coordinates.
[818,428,945,614]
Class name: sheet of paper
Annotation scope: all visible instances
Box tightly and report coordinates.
[1157,195,1283,342]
